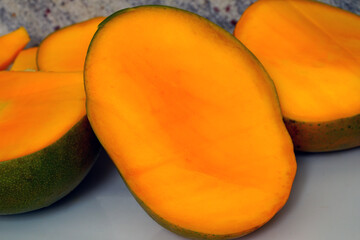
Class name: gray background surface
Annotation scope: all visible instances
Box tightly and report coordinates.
[0,0,360,44]
[1,0,360,239]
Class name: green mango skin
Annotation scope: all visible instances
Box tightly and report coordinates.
[0,117,100,215]
[86,6,287,240]
[285,114,360,152]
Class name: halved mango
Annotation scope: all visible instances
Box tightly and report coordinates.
[234,0,360,152]
[0,27,30,70]
[10,47,38,71]
[85,6,296,239]
[37,17,105,72]
[0,71,100,215]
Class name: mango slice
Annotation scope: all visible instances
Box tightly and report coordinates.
[0,71,100,215]
[234,0,360,152]
[85,6,296,239]
[0,27,30,70]
[37,17,105,72]
[10,47,38,71]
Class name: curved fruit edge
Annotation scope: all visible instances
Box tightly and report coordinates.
[0,116,101,215]
[0,27,30,70]
[36,17,105,71]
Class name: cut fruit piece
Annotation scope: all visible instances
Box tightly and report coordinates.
[0,27,30,70]
[37,17,105,72]
[234,0,360,152]
[0,71,100,215]
[85,6,296,239]
[10,47,38,71]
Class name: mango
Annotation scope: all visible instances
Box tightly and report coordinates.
[234,0,360,152]
[84,6,296,239]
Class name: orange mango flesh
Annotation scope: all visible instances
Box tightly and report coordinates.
[234,0,360,122]
[37,17,105,72]
[0,72,85,162]
[85,7,296,237]
[10,47,38,71]
[0,27,30,70]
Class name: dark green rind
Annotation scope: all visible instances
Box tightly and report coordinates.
[85,6,291,239]
[285,114,360,152]
[0,117,100,215]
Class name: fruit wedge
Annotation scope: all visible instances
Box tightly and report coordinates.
[0,27,30,70]
[10,47,38,71]
[37,17,105,72]
[0,71,100,215]
[85,6,296,239]
[234,0,360,152]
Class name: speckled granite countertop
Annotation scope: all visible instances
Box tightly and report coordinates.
[0,0,359,46]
